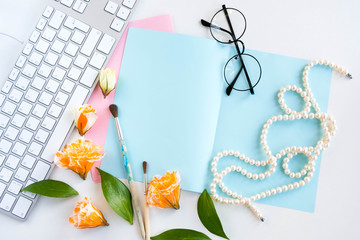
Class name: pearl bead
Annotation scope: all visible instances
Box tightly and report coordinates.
[234,151,240,157]
[222,186,228,192]
[231,165,236,171]
[217,153,223,158]
[211,167,217,173]
[265,171,270,177]
[236,166,242,172]
[223,199,229,204]
[295,172,301,178]
[219,182,224,188]
[246,172,253,178]
[232,192,238,198]
[252,174,258,180]
[226,190,232,196]
[240,199,245,205]
[299,180,305,186]
[234,199,240,205]
[282,185,288,191]
[271,189,277,195]
[222,150,228,156]
[241,169,247,175]
[265,190,271,196]
[289,172,295,178]
[288,184,294,190]
[228,150,234,155]
[294,182,300,188]
[211,189,216,194]
[213,156,219,162]
[260,192,266,198]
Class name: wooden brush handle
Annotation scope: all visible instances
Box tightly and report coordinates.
[144,195,150,240]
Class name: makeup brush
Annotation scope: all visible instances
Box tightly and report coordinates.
[109,104,145,239]
[143,161,150,240]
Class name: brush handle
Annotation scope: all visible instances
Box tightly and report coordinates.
[121,140,146,239]
[144,195,150,240]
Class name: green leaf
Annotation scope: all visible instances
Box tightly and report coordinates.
[97,168,134,225]
[197,189,229,239]
[20,180,78,198]
[151,229,211,240]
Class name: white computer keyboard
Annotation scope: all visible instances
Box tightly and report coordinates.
[0,0,139,221]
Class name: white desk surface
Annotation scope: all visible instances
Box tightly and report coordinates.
[0,0,360,239]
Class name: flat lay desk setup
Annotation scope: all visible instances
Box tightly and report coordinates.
[0,0,359,239]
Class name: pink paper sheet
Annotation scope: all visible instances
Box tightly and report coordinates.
[86,15,174,182]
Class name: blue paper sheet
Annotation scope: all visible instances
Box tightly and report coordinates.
[101,28,332,212]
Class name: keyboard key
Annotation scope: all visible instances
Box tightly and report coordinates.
[44,51,59,66]
[35,129,49,143]
[35,39,50,54]
[8,180,23,195]
[123,0,136,9]
[51,40,66,53]
[97,34,115,54]
[18,101,33,115]
[73,0,87,13]
[61,0,75,7]
[42,116,56,131]
[61,79,75,93]
[12,142,27,156]
[71,30,85,44]
[2,101,17,115]
[49,104,62,118]
[15,55,26,68]
[80,28,102,56]
[12,114,26,128]
[5,155,21,169]
[23,180,36,198]
[43,6,54,18]
[89,52,106,69]
[80,66,98,87]
[64,16,90,32]
[29,51,43,66]
[15,76,30,90]
[25,89,39,103]
[65,42,79,56]
[12,196,32,218]
[19,129,33,144]
[22,43,33,55]
[117,6,131,20]
[15,167,29,182]
[8,68,20,81]
[31,160,50,181]
[8,88,23,103]
[36,18,47,30]
[52,67,66,81]
[39,91,53,105]
[1,81,13,93]
[110,18,124,32]
[4,126,19,141]
[28,142,42,156]
[22,64,37,78]
[58,28,72,41]
[41,86,89,162]
[55,91,69,105]
[42,27,57,41]
[26,117,40,131]
[48,10,66,30]
[58,55,72,68]
[0,114,10,128]
[45,79,60,93]
[68,66,81,80]
[33,104,47,118]
[29,30,41,43]
[0,139,12,153]
[0,194,16,211]
[105,1,118,14]
[38,64,52,77]
[21,155,36,169]
[74,54,87,68]
[0,167,13,182]
[32,76,46,90]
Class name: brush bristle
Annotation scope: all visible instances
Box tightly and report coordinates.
[143,161,147,174]
[109,104,118,118]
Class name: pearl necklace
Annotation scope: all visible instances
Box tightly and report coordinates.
[210,60,351,221]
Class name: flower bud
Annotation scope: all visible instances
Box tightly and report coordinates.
[73,104,97,136]
[99,68,116,98]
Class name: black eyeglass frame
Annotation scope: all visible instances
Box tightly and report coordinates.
[201,4,262,96]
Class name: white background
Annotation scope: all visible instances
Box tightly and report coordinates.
[0,0,360,239]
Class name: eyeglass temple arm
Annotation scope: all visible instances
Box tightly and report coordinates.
[200,19,233,36]
[222,5,254,95]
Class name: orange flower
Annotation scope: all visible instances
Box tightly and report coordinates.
[55,139,104,180]
[147,171,181,209]
[69,197,109,229]
[73,104,97,136]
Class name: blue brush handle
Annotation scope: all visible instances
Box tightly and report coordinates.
[120,139,145,239]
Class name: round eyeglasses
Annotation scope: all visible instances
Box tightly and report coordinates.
[201,5,262,96]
